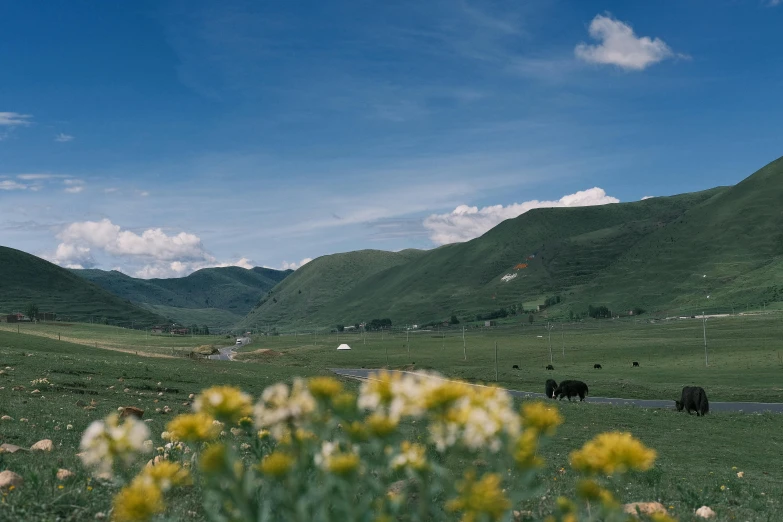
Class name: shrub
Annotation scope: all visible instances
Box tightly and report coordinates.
[79,374,666,521]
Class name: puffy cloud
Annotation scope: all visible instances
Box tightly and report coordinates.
[575,14,676,70]
[0,180,27,190]
[54,218,255,278]
[0,112,32,126]
[64,179,85,193]
[52,243,96,269]
[423,187,619,245]
[281,258,313,270]
[17,173,65,180]
[55,133,75,142]
[59,219,208,261]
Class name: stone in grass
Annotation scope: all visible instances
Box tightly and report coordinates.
[56,469,75,480]
[695,506,717,519]
[0,443,27,454]
[119,406,145,419]
[1,415,12,421]
[30,439,54,452]
[0,470,24,489]
[623,502,667,517]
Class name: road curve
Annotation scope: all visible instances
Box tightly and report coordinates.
[209,337,250,361]
[330,368,783,414]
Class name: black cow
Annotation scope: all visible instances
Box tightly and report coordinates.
[546,364,555,370]
[632,361,640,367]
[676,386,709,416]
[594,364,602,369]
[545,379,558,399]
[553,380,589,401]
[512,364,520,369]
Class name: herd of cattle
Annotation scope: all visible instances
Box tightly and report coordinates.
[533,363,710,416]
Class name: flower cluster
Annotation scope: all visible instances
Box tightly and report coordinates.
[570,432,657,475]
[79,414,151,477]
[84,371,666,522]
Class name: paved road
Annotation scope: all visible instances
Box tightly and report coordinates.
[209,337,250,361]
[331,368,783,414]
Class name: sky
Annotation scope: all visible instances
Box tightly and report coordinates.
[1,0,781,278]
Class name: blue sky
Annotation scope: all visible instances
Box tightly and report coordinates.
[1,0,781,277]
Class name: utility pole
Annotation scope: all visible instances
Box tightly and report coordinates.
[702,311,708,367]
[494,341,498,382]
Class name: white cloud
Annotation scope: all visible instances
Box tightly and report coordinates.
[64,179,85,193]
[139,191,150,197]
[281,258,313,270]
[0,112,32,126]
[134,257,255,278]
[51,243,96,269]
[55,133,75,142]
[59,219,208,261]
[641,196,655,200]
[17,173,65,180]
[423,187,620,245]
[768,0,781,6]
[575,14,676,70]
[0,180,27,190]
[104,187,119,193]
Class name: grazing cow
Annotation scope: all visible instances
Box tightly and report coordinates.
[546,364,555,370]
[512,364,520,369]
[553,380,589,401]
[594,364,602,369]
[632,361,640,367]
[676,386,709,416]
[545,379,558,399]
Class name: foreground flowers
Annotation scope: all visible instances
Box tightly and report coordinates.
[79,371,666,521]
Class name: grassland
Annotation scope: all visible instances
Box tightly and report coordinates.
[1,320,782,521]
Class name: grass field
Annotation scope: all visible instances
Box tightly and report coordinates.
[236,313,783,403]
[1,316,782,521]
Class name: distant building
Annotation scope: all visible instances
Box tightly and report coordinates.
[484,320,497,327]
[3,313,27,323]
[150,326,166,334]
[170,327,189,336]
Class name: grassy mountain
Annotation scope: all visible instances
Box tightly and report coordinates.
[75,266,291,327]
[0,246,164,326]
[240,156,783,328]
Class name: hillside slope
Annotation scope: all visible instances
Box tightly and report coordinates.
[0,246,164,326]
[239,186,724,328]
[75,266,291,327]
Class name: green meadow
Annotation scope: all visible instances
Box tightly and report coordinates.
[1,314,782,521]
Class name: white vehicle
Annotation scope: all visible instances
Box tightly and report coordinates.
[236,338,243,345]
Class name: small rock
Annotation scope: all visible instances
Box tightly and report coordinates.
[56,469,75,480]
[1,415,12,421]
[31,439,54,452]
[54,425,61,431]
[124,388,130,393]
[107,386,115,390]
[119,406,145,419]
[12,386,25,391]
[66,424,73,430]
[0,443,26,454]
[144,419,153,423]
[623,502,667,516]
[155,408,161,413]
[31,389,41,394]
[19,418,29,422]
[188,393,195,400]
[737,471,744,478]
[0,470,24,489]
[695,506,717,519]
[182,402,190,406]
[157,392,163,396]
[162,406,172,414]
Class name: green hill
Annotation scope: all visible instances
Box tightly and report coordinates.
[74,266,291,327]
[239,156,783,329]
[0,246,164,326]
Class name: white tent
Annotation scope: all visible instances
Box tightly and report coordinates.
[337,343,351,350]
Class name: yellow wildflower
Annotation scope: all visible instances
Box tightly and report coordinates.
[390,441,428,471]
[238,416,254,428]
[258,429,271,440]
[259,451,294,478]
[366,413,398,437]
[112,477,164,522]
[141,461,190,492]
[331,391,358,412]
[576,479,617,507]
[570,432,656,475]
[314,441,360,475]
[512,429,542,469]
[446,470,510,522]
[167,413,220,443]
[194,386,253,425]
[199,443,227,474]
[522,402,562,435]
[424,381,470,410]
[344,421,369,442]
[253,379,316,440]
[308,376,344,399]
